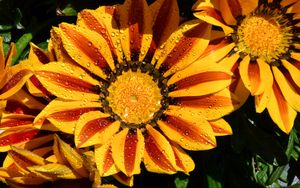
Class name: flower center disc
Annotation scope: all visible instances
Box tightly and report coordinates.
[107,70,162,124]
[237,9,292,62]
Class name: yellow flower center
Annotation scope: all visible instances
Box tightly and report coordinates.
[107,70,162,124]
[237,8,293,63]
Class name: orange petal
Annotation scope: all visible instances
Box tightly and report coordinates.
[209,118,233,136]
[0,63,33,99]
[150,0,179,48]
[219,0,239,25]
[113,172,134,187]
[95,142,119,177]
[168,62,232,97]
[8,89,45,111]
[239,57,273,95]
[55,23,115,79]
[0,37,5,71]
[34,62,100,101]
[111,128,144,176]
[158,108,216,150]
[198,38,235,63]
[277,60,300,112]
[193,1,233,35]
[8,146,46,173]
[49,29,77,64]
[0,127,39,152]
[23,134,53,151]
[143,125,177,174]
[74,111,120,148]
[171,88,240,120]
[170,142,195,174]
[266,78,296,134]
[34,99,100,134]
[53,135,89,177]
[154,20,211,77]
[77,7,123,63]
[117,0,153,61]
[28,163,81,180]
[220,58,250,108]
[0,114,34,129]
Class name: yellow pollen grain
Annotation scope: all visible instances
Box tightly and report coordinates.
[238,16,283,60]
[107,70,162,124]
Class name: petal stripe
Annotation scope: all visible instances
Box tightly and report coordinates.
[144,132,176,172]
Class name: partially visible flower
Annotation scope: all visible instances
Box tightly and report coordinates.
[0,42,57,151]
[193,0,300,133]
[33,0,237,179]
[0,134,116,188]
[0,37,33,100]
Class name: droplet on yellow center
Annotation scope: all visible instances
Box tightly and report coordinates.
[107,70,162,124]
[238,16,283,60]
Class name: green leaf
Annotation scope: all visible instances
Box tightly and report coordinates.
[12,32,33,64]
[174,174,189,188]
[207,175,222,188]
[62,4,77,16]
[0,32,11,43]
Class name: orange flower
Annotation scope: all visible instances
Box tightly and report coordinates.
[194,0,300,133]
[33,0,237,178]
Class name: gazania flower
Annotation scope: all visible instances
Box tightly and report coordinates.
[0,134,116,188]
[193,0,300,133]
[33,0,237,178]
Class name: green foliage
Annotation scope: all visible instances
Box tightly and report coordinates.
[0,0,299,188]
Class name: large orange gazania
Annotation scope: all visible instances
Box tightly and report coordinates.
[194,0,300,133]
[33,0,238,177]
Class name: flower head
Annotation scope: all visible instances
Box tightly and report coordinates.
[194,0,300,133]
[32,0,237,178]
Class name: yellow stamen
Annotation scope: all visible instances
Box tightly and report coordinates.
[107,70,162,124]
[237,8,292,63]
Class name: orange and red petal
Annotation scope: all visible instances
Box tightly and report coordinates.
[158,108,216,150]
[239,56,273,95]
[209,118,233,136]
[171,88,239,120]
[150,0,179,49]
[117,0,153,62]
[77,7,123,63]
[154,20,211,77]
[168,62,232,97]
[111,128,144,177]
[170,142,195,174]
[8,146,46,173]
[54,23,115,79]
[34,62,100,101]
[113,172,134,187]
[277,60,300,112]
[266,77,296,134]
[0,114,34,129]
[34,99,100,134]
[0,127,40,152]
[95,143,119,177]
[143,125,177,174]
[74,111,120,148]
[192,1,233,35]
[198,37,235,63]
[0,64,33,100]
